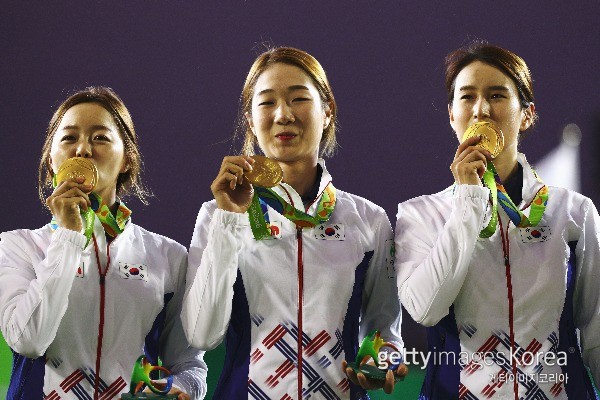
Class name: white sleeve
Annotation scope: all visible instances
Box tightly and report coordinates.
[0,228,86,357]
[181,204,245,350]
[160,246,208,399]
[359,208,403,355]
[573,198,600,385]
[395,185,489,326]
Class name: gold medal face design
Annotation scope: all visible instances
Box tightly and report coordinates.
[245,155,283,188]
[461,121,505,158]
[55,157,98,193]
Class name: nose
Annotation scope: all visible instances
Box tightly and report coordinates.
[274,102,295,125]
[75,139,93,158]
[473,97,490,120]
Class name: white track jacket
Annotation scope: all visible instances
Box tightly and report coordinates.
[396,153,600,399]
[0,217,207,400]
[182,160,403,400]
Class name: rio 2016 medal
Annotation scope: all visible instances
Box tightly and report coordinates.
[461,121,504,158]
[54,157,98,193]
[245,155,283,188]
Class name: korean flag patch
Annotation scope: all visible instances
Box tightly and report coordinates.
[519,226,551,243]
[119,262,148,281]
[314,223,345,240]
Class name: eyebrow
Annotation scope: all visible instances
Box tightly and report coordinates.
[62,124,113,131]
[256,85,310,96]
[458,85,510,92]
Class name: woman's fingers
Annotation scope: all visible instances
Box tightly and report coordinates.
[214,157,254,190]
[383,370,395,393]
[451,137,492,185]
[212,156,257,213]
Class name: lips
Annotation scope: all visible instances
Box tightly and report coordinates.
[275,132,297,140]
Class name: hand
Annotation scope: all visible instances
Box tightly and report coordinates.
[140,382,191,400]
[211,156,255,213]
[450,136,492,186]
[45,176,92,232]
[342,360,408,394]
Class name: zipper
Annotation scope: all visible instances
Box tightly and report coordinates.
[296,226,304,400]
[92,235,111,400]
[499,218,518,400]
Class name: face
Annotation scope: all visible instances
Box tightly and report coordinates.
[247,63,331,163]
[449,61,534,157]
[50,102,127,203]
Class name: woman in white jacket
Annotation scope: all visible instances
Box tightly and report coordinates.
[182,47,406,399]
[395,42,600,399]
[0,87,207,400]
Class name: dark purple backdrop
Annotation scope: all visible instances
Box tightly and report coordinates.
[2,2,599,350]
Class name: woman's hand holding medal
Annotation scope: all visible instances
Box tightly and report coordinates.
[451,136,492,186]
[451,122,504,186]
[212,156,256,213]
[213,155,284,213]
[46,177,93,232]
[46,157,97,232]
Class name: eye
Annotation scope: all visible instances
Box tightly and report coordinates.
[60,135,76,142]
[93,134,110,141]
[459,94,474,100]
[292,97,310,102]
[490,93,507,99]
[258,100,274,106]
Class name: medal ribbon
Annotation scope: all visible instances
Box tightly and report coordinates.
[50,192,132,245]
[247,183,337,240]
[479,162,548,238]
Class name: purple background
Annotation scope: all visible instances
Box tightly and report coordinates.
[2,2,599,354]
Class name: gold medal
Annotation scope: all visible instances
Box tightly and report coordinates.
[245,155,283,188]
[461,121,504,158]
[55,157,98,193]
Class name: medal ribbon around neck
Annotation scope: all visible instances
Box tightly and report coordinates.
[51,192,131,246]
[247,183,337,240]
[479,161,549,238]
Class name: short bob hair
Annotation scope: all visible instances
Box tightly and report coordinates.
[239,46,338,157]
[445,41,537,128]
[38,86,150,206]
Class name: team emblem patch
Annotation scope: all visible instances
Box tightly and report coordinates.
[385,239,396,278]
[314,223,345,240]
[519,226,551,243]
[119,262,148,281]
[76,262,85,278]
[266,221,282,239]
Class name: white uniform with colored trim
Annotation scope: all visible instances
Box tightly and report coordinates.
[395,153,600,398]
[0,216,207,399]
[182,160,403,399]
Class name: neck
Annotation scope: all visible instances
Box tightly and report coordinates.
[95,188,119,214]
[492,149,519,182]
[279,159,319,197]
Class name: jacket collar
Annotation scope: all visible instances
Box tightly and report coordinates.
[272,158,333,216]
[517,152,546,210]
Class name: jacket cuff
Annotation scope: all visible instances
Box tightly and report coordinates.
[52,227,87,250]
[213,208,249,226]
[453,184,490,200]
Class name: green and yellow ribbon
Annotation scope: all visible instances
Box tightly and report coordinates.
[247,184,337,240]
[479,162,548,238]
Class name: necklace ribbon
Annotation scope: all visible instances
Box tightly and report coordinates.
[479,162,548,238]
[247,183,337,240]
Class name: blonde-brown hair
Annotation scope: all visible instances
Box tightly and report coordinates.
[38,86,150,206]
[239,46,338,157]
